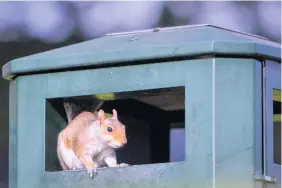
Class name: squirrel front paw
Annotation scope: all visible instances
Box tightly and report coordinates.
[86,164,98,178]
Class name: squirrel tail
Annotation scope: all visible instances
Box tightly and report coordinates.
[62,98,103,124]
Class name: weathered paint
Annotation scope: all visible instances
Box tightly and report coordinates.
[9,75,46,188]
[265,60,281,188]
[10,59,212,188]
[8,58,272,188]
[5,25,281,188]
[254,60,263,188]
[214,58,261,188]
[2,25,281,80]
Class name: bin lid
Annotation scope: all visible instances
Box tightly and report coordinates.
[2,24,281,80]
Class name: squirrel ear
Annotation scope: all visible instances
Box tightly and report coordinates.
[112,109,118,119]
[97,109,105,123]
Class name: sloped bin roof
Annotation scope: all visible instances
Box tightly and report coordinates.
[2,24,281,80]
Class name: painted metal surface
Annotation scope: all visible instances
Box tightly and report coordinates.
[8,58,265,188]
[4,23,281,188]
[2,25,281,80]
[105,24,268,40]
[213,58,261,188]
[9,59,211,188]
[265,60,281,188]
[254,60,264,188]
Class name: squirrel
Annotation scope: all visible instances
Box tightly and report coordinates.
[57,109,128,178]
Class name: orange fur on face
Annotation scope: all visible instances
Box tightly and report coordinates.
[101,121,127,145]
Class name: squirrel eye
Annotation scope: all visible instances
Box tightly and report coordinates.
[107,127,113,132]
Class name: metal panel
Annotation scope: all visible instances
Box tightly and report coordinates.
[3,24,281,80]
[214,58,259,188]
[9,80,18,188]
[106,24,268,39]
[254,60,264,188]
[10,59,215,188]
[9,75,47,188]
[184,60,213,188]
[265,60,281,188]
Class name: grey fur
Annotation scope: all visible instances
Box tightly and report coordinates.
[62,98,103,123]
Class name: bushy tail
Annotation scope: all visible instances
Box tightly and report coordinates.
[62,98,103,124]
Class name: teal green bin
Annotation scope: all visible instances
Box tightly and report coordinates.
[2,24,281,188]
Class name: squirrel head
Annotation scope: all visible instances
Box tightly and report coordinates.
[96,109,127,148]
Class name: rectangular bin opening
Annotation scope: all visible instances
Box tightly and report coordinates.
[45,86,185,172]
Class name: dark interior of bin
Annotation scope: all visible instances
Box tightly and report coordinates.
[45,86,185,171]
[273,98,281,165]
